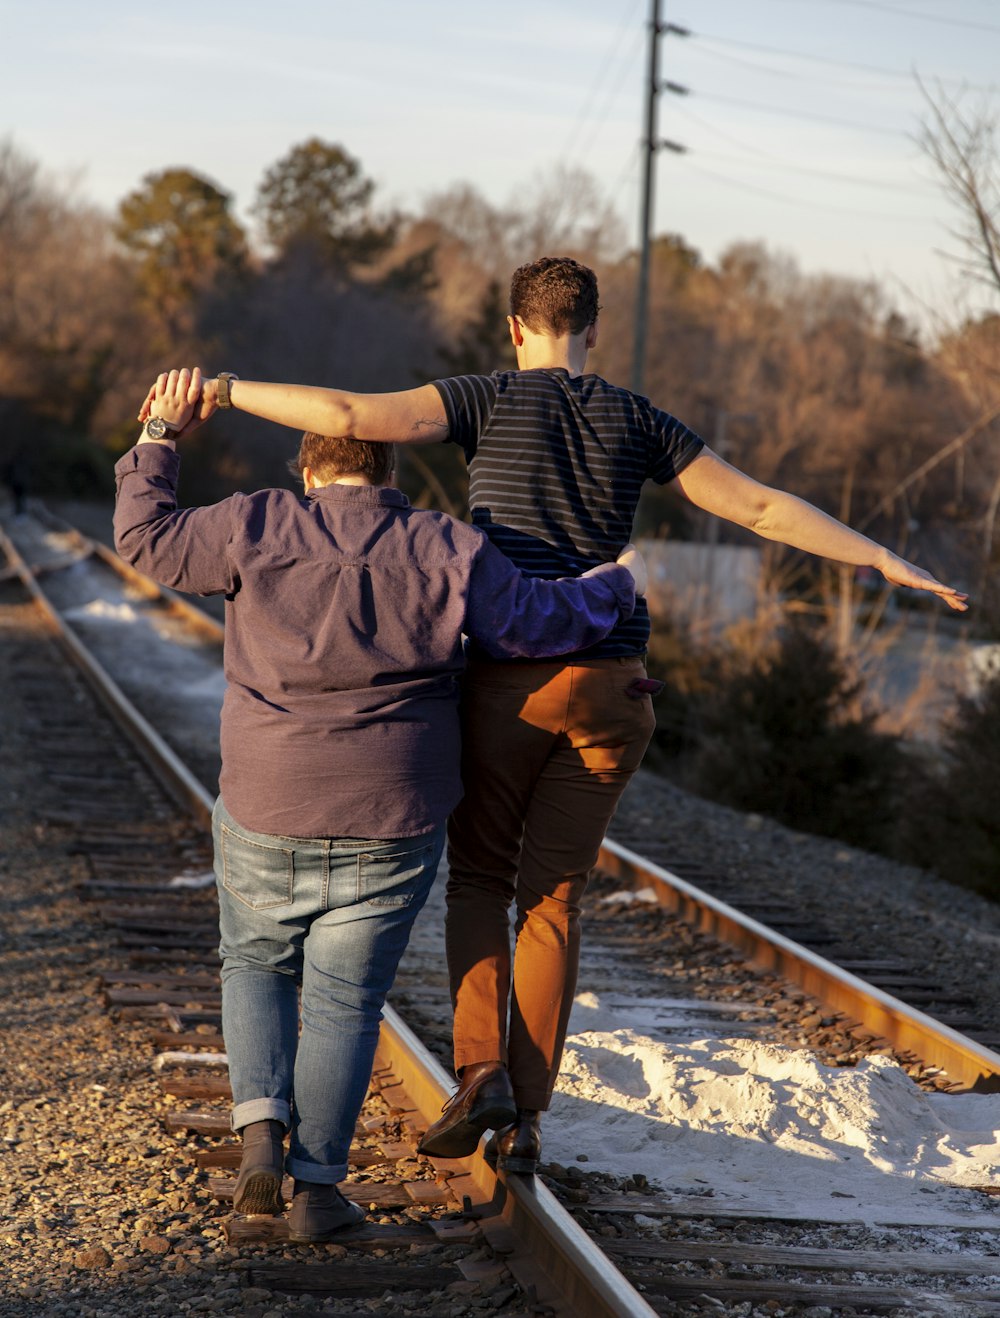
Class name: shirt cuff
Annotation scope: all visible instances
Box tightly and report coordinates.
[581,561,636,620]
[114,444,181,479]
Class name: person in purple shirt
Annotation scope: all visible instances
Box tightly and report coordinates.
[114,367,644,1242]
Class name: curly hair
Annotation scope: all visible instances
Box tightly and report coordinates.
[291,433,395,485]
[509,256,600,336]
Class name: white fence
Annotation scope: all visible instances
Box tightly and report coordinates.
[639,539,763,632]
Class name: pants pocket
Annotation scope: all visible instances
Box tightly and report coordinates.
[220,822,295,911]
[356,842,436,908]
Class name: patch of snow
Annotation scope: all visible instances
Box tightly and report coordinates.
[64,599,140,623]
[599,887,659,906]
[545,999,1000,1226]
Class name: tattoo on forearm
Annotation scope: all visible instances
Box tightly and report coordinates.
[414,418,448,437]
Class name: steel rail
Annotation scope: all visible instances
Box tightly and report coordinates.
[1,517,656,1318]
[0,525,214,829]
[31,505,226,644]
[376,1011,659,1318]
[598,834,1000,1093]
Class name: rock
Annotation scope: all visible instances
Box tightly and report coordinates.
[139,1234,172,1254]
[74,1245,111,1270]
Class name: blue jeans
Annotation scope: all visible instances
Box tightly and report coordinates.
[213,798,445,1184]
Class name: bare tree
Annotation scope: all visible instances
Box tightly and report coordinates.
[919,78,1000,301]
[0,140,137,425]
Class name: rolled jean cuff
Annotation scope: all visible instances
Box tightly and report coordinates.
[231,1097,291,1133]
[286,1156,348,1186]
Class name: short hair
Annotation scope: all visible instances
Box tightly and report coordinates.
[291,433,396,485]
[509,257,600,336]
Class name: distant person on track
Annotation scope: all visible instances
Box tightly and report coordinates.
[115,366,645,1238]
[1,450,28,516]
[144,256,967,1176]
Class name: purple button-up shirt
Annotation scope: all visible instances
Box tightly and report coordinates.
[113,444,635,839]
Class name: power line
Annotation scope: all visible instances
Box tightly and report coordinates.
[819,0,1000,34]
[697,146,937,196]
[668,100,934,192]
[607,141,643,206]
[697,89,910,138]
[668,102,791,162]
[560,0,645,163]
[679,157,927,219]
[574,26,647,162]
[693,31,998,91]
[698,32,915,81]
[683,39,899,87]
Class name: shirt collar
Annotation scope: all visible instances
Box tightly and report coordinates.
[306,484,410,508]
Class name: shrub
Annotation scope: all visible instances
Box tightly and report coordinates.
[904,670,1000,898]
[650,624,917,856]
[643,621,714,767]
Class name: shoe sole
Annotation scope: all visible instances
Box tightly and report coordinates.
[233,1170,284,1216]
[417,1100,518,1158]
[496,1154,538,1174]
[483,1143,538,1176]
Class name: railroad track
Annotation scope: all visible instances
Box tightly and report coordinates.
[5,503,1000,1317]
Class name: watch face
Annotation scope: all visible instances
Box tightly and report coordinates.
[146,417,168,439]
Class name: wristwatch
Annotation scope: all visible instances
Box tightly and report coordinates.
[143,416,179,441]
[216,372,239,409]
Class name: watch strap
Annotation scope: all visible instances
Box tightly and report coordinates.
[217,372,238,410]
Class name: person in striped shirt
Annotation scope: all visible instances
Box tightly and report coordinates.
[145,256,966,1175]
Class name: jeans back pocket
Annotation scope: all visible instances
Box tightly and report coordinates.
[356,843,436,908]
[220,823,295,911]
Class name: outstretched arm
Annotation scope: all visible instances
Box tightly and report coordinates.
[674,449,969,612]
[139,376,448,444]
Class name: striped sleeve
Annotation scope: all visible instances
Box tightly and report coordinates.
[431,375,500,462]
[647,405,705,485]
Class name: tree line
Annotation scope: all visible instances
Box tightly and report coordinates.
[1,121,997,565]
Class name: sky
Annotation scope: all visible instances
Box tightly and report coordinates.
[4,0,1000,326]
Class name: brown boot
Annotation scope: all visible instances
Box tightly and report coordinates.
[233,1119,285,1215]
[417,1061,516,1158]
[287,1181,365,1242]
[484,1109,541,1175]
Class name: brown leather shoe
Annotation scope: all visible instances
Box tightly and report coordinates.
[484,1109,541,1175]
[417,1061,516,1158]
[233,1119,286,1215]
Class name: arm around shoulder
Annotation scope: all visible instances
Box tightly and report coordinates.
[464,539,635,659]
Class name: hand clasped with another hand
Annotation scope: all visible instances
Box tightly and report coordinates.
[138,367,214,439]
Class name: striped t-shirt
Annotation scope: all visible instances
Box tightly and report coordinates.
[432,368,705,658]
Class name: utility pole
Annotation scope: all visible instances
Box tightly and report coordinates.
[631,5,689,396]
[631,0,662,397]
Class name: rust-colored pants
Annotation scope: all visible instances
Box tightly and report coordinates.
[445,656,656,1110]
